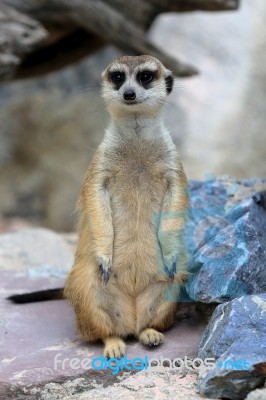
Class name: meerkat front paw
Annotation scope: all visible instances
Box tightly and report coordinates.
[139,328,164,347]
[98,255,112,283]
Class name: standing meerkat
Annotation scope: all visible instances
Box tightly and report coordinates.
[64,55,189,358]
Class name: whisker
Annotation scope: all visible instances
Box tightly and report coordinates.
[86,145,99,153]
[173,80,194,96]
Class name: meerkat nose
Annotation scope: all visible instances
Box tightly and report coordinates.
[123,90,136,101]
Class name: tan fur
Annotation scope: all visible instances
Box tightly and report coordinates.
[64,55,189,357]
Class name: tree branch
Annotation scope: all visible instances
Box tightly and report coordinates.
[0,0,240,81]
[0,3,47,79]
[151,0,240,13]
[63,0,198,76]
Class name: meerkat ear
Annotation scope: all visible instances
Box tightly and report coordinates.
[165,69,174,94]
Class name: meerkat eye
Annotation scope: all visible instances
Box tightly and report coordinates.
[137,70,155,85]
[110,71,125,84]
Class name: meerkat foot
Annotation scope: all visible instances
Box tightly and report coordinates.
[139,329,164,347]
[103,337,126,359]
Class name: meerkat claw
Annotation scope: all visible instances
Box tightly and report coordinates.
[102,270,111,283]
[166,261,176,282]
[99,265,111,283]
[98,256,111,283]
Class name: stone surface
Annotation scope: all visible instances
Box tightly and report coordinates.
[0,216,33,234]
[63,369,216,400]
[198,295,266,400]
[1,178,266,398]
[185,179,266,303]
[0,228,207,399]
[245,387,266,400]
[1,368,216,400]
[150,0,266,179]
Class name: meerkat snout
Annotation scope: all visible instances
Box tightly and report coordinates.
[123,89,136,102]
[102,55,174,116]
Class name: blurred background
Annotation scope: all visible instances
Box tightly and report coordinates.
[0,0,265,232]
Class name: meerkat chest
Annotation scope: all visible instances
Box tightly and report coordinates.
[107,139,170,203]
[104,139,174,288]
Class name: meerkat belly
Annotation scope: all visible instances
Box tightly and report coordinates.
[109,162,168,293]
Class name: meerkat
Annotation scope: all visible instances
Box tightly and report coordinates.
[9,55,189,358]
[63,55,188,358]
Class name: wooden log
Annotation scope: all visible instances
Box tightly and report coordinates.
[2,0,198,78]
[149,0,240,13]
[16,30,104,80]
[0,3,47,79]
[5,0,240,29]
[61,0,198,77]
[0,0,240,80]
[103,0,239,27]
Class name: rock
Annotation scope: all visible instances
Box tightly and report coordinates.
[0,227,76,272]
[62,368,217,400]
[198,294,266,400]
[185,178,232,258]
[185,179,266,303]
[245,386,266,400]
[1,368,217,400]
[0,216,33,234]
[150,0,266,179]
[0,228,207,399]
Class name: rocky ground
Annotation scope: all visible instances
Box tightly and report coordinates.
[1,178,266,399]
[0,228,210,400]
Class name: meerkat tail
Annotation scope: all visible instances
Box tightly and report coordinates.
[7,288,64,303]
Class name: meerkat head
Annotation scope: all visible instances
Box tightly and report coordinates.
[101,55,174,118]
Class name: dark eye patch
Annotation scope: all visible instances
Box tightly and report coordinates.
[109,71,125,90]
[137,70,158,88]
[165,74,174,94]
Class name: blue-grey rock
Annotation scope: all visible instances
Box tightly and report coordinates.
[185,185,266,303]
[185,178,230,257]
[198,294,266,400]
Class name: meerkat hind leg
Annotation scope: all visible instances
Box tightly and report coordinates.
[136,283,177,347]
[103,337,126,359]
